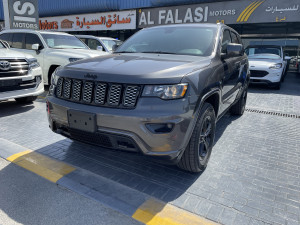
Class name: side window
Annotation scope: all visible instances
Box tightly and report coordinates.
[25,33,43,50]
[12,33,25,49]
[0,33,13,47]
[221,29,231,53]
[231,32,240,44]
[88,38,102,50]
[79,38,86,44]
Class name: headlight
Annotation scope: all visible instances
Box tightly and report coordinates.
[269,63,282,69]
[50,67,61,85]
[69,58,83,63]
[142,84,188,99]
[28,58,40,69]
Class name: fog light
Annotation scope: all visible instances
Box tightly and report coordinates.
[145,123,174,134]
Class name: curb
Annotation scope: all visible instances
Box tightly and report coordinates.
[0,138,218,225]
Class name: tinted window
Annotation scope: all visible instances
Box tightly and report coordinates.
[12,33,25,49]
[245,46,281,58]
[87,38,102,50]
[0,33,13,47]
[116,26,217,56]
[221,30,231,53]
[79,38,87,44]
[25,33,43,50]
[231,32,240,44]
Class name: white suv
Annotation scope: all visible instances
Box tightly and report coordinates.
[0,30,108,85]
[0,40,44,103]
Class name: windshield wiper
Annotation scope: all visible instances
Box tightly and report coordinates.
[140,51,177,55]
[116,51,135,53]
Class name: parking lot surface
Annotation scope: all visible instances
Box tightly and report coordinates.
[0,71,299,225]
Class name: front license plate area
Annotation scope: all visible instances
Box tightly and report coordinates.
[0,79,21,87]
[68,110,96,133]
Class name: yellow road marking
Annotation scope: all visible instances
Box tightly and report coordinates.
[240,1,262,22]
[236,1,257,22]
[133,198,218,225]
[6,150,32,162]
[243,1,265,22]
[7,150,75,183]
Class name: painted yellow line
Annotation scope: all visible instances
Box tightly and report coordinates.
[236,1,257,22]
[240,1,262,22]
[37,96,46,99]
[243,1,265,22]
[133,198,218,225]
[7,150,75,183]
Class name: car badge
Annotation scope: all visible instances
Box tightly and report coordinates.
[0,61,11,71]
[84,73,97,79]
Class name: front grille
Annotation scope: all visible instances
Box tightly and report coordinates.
[56,77,140,108]
[250,70,269,77]
[0,59,29,77]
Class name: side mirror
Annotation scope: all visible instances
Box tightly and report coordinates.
[112,44,118,52]
[32,43,39,50]
[97,46,103,51]
[222,43,243,59]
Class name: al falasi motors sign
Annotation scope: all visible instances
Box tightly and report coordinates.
[39,10,136,31]
[138,0,300,28]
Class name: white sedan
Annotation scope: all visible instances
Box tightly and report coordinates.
[245,45,288,90]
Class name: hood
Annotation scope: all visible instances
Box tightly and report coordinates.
[47,48,108,58]
[0,49,33,59]
[248,57,282,68]
[59,53,211,84]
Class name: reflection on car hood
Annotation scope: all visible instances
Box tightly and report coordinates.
[0,49,33,59]
[48,48,108,58]
[60,53,212,84]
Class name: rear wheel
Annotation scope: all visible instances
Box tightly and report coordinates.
[230,87,248,115]
[177,103,216,173]
[15,96,37,103]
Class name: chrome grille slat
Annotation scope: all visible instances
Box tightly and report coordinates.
[56,78,139,108]
[123,86,139,107]
[56,77,64,97]
[108,84,122,106]
[63,79,72,99]
[72,80,82,101]
[83,81,94,103]
[0,59,29,77]
[94,83,107,105]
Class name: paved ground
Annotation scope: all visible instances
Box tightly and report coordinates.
[0,157,141,225]
[0,70,299,225]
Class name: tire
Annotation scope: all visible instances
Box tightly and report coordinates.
[230,87,248,115]
[177,103,216,173]
[15,96,37,103]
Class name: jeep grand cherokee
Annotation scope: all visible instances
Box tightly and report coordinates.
[47,24,249,172]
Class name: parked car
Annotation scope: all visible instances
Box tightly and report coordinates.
[245,45,288,89]
[0,40,44,103]
[76,35,123,52]
[0,30,108,85]
[47,24,249,172]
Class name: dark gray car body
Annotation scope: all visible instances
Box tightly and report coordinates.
[47,24,249,163]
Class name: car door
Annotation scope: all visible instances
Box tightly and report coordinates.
[220,29,236,106]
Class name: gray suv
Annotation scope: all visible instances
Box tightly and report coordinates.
[47,24,249,172]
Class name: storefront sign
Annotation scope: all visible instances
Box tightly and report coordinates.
[138,0,300,28]
[2,0,39,29]
[40,10,136,31]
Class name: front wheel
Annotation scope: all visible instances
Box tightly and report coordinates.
[177,103,216,173]
[15,96,37,103]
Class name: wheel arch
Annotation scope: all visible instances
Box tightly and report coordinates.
[48,65,61,85]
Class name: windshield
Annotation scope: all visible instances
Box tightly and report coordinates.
[0,42,5,49]
[101,39,123,51]
[116,26,217,56]
[41,33,88,49]
[245,47,281,59]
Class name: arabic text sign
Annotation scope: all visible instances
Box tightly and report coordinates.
[3,0,39,30]
[40,10,136,31]
[138,0,300,28]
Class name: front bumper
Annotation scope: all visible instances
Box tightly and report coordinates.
[0,67,44,101]
[47,95,196,163]
[250,68,283,83]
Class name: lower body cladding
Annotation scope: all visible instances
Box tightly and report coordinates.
[0,68,44,101]
[46,96,196,164]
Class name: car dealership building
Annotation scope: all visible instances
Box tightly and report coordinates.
[0,0,299,56]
